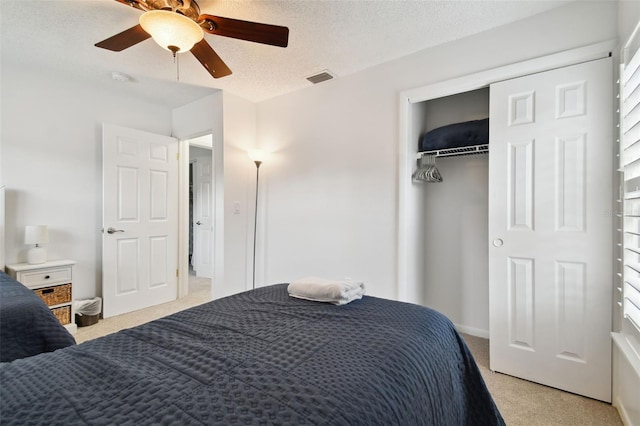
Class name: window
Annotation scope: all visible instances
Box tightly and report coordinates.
[621,38,640,333]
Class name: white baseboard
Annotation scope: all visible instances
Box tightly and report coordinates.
[614,394,636,426]
[612,332,640,426]
[455,324,489,339]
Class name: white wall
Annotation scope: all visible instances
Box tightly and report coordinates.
[619,1,640,47]
[172,93,223,141]
[0,59,257,304]
[1,68,254,302]
[221,92,258,297]
[172,93,227,298]
[1,65,173,299]
[0,186,4,268]
[256,1,618,305]
[257,79,398,298]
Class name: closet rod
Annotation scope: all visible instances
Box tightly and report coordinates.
[415,143,489,159]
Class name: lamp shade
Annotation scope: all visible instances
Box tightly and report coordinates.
[248,150,270,163]
[139,10,204,53]
[24,225,48,245]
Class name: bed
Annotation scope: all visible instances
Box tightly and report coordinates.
[0,281,504,425]
[0,271,76,362]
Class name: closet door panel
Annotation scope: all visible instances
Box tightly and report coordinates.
[508,91,535,126]
[555,260,587,362]
[489,57,612,402]
[555,81,586,119]
[507,256,536,351]
[555,134,586,232]
[508,139,535,231]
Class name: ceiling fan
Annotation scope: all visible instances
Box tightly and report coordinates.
[95,0,289,79]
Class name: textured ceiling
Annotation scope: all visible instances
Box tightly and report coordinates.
[1,0,571,107]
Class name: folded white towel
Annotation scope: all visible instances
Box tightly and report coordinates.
[287,277,365,305]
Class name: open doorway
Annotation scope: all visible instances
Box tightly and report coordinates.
[187,135,213,295]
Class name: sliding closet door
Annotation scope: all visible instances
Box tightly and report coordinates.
[488,57,613,402]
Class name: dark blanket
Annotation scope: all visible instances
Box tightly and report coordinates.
[0,284,504,425]
[0,271,75,362]
[419,118,489,152]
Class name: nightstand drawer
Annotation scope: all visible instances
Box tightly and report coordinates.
[34,283,72,306]
[19,267,72,287]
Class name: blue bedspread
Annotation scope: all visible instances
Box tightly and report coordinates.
[0,271,75,362]
[0,284,504,425]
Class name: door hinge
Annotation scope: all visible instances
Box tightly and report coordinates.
[176,269,179,277]
[176,153,180,160]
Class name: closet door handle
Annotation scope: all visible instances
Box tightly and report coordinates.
[492,238,504,248]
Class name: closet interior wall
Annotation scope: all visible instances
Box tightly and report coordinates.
[416,88,491,337]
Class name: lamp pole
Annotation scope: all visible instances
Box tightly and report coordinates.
[252,159,262,290]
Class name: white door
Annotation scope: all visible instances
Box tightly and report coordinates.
[488,58,613,402]
[192,155,213,278]
[102,124,179,318]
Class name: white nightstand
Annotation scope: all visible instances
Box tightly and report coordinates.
[6,260,77,334]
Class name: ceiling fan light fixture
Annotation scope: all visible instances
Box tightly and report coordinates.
[139,10,203,53]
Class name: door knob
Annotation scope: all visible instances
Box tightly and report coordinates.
[493,238,504,247]
[196,221,202,225]
[106,227,125,234]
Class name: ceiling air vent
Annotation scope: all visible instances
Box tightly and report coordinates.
[306,70,335,85]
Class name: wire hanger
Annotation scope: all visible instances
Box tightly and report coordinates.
[412,153,443,183]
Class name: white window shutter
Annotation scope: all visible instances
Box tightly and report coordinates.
[621,43,640,332]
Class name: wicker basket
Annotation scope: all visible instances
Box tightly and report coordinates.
[34,283,72,306]
[51,306,71,325]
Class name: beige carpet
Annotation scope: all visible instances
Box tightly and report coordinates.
[462,334,622,426]
[75,292,623,425]
[75,274,211,343]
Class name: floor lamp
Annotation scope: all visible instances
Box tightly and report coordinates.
[248,150,268,289]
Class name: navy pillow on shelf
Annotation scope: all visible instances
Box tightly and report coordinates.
[419,118,489,152]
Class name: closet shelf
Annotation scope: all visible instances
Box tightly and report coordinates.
[416,144,489,159]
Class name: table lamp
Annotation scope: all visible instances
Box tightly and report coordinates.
[25,225,48,264]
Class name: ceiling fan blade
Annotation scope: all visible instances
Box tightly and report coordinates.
[190,39,232,79]
[113,0,146,12]
[95,24,151,51]
[199,14,289,47]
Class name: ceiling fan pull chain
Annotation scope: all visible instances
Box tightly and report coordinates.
[171,49,180,81]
